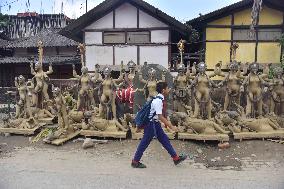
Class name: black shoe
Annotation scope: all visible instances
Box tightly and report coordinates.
[174,154,187,165]
[131,161,147,168]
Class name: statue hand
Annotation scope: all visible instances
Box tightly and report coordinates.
[263,87,268,93]
[240,86,244,92]
[170,125,179,133]
[30,63,33,68]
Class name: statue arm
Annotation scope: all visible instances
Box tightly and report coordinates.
[30,63,36,76]
[72,65,80,79]
[45,63,53,75]
[240,76,249,91]
[208,72,216,78]
[14,78,19,88]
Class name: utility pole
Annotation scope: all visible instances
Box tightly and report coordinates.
[86,0,88,13]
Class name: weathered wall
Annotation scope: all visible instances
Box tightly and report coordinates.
[140,46,168,68]
[85,12,113,29]
[84,2,170,71]
[114,46,137,65]
[86,46,113,68]
[257,43,282,63]
[115,3,137,28]
[204,5,283,68]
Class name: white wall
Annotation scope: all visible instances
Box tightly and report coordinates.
[86,46,113,70]
[85,32,102,44]
[151,30,169,43]
[115,3,137,28]
[85,11,113,29]
[114,46,137,65]
[83,3,172,70]
[140,46,169,68]
[139,10,168,28]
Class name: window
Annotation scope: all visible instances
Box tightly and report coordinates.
[127,31,150,44]
[103,32,125,44]
[103,31,150,44]
[233,28,282,41]
[233,29,255,40]
[27,47,38,54]
[258,28,282,41]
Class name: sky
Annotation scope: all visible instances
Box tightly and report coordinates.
[0,0,241,22]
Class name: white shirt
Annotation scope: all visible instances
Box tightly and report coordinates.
[149,94,164,122]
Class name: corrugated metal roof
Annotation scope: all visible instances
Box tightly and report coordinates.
[2,28,78,48]
[0,55,80,64]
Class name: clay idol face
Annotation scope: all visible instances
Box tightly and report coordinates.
[274,67,283,78]
[127,60,136,72]
[229,61,239,72]
[18,75,25,84]
[148,68,156,78]
[103,67,111,77]
[81,66,88,74]
[35,62,41,71]
[177,64,185,75]
[250,63,259,74]
[53,87,60,97]
[198,62,207,73]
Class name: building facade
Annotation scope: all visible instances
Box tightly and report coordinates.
[60,0,187,71]
[187,0,284,69]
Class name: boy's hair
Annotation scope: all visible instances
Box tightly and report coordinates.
[156,82,168,94]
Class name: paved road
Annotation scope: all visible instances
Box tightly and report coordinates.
[0,143,283,189]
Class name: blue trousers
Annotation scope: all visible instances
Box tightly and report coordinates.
[133,121,177,162]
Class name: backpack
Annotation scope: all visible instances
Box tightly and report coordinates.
[134,96,163,128]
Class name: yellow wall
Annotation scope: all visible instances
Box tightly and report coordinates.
[205,6,283,67]
[259,6,283,25]
[208,15,231,25]
[234,6,283,25]
[206,28,231,40]
[234,9,251,25]
[235,43,256,63]
[257,43,281,63]
[205,42,231,69]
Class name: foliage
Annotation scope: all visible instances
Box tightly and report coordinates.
[278,33,284,49]
[185,24,199,43]
[0,13,10,28]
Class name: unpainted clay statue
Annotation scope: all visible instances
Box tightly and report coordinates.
[267,66,284,115]
[173,64,192,113]
[138,67,165,100]
[99,67,122,120]
[4,117,39,129]
[228,102,282,134]
[217,61,244,111]
[44,87,74,142]
[84,108,128,132]
[30,61,53,107]
[240,62,269,118]
[14,75,32,119]
[29,40,53,107]
[189,62,217,119]
[72,64,96,110]
[170,112,229,135]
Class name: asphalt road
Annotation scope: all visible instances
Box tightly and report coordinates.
[0,139,284,189]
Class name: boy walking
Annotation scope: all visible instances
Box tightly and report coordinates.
[132,82,187,168]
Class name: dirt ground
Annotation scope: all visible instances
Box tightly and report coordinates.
[0,134,284,189]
